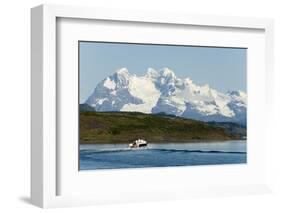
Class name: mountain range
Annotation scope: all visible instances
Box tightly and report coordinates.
[85,68,247,125]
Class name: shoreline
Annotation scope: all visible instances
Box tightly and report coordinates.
[80,139,247,145]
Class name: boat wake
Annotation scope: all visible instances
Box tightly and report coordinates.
[80,147,246,155]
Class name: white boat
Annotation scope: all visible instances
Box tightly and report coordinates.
[129,139,148,148]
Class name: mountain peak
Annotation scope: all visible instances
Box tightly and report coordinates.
[227,90,246,97]
[159,67,176,77]
[115,67,129,76]
[184,78,193,85]
[110,68,130,88]
[86,67,247,125]
[146,67,158,74]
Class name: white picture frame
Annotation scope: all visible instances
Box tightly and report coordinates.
[31,4,274,208]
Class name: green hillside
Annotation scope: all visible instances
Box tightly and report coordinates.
[80,111,243,144]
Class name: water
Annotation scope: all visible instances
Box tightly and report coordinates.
[79,141,247,170]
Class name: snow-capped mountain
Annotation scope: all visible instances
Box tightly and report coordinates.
[85,68,247,125]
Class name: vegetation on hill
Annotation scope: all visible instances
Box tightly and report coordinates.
[207,121,246,139]
[80,103,96,112]
[79,111,245,144]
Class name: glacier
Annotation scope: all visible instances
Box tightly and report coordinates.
[85,67,247,125]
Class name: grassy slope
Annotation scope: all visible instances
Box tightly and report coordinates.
[80,111,242,144]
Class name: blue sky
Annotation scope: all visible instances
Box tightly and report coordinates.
[79,41,246,103]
